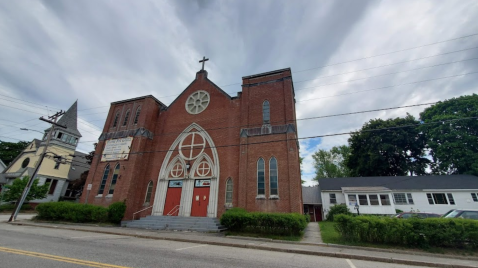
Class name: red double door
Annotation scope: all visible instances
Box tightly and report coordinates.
[163,180,210,217]
[191,180,210,217]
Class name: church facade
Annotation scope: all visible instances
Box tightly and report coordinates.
[81,67,302,220]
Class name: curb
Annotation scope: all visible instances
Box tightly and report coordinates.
[7,222,478,268]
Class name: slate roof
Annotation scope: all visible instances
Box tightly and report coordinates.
[302,185,322,204]
[319,175,478,191]
[46,101,82,137]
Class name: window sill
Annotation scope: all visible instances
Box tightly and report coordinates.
[256,195,266,200]
[269,195,279,200]
[95,194,103,198]
[106,194,113,198]
[143,202,150,207]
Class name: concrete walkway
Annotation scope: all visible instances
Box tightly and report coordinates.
[302,222,323,243]
[3,219,478,268]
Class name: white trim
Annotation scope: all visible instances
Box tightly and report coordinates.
[153,123,220,218]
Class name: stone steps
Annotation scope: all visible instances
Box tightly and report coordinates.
[121,215,227,232]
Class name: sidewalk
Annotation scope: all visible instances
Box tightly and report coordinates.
[6,220,478,268]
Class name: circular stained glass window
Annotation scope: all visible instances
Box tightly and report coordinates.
[21,158,30,168]
[186,91,210,114]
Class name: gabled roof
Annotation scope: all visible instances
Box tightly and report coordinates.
[302,185,322,204]
[319,175,478,191]
[46,101,82,138]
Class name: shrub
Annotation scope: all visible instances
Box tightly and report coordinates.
[334,214,478,248]
[220,209,308,235]
[36,202,109,223]
[326,204,352,221]
[395,209,403,213]
[108,201,127,224]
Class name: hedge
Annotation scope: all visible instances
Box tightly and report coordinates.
[220,208,308,235]
[36,202,126,224]
[334,214,478,248]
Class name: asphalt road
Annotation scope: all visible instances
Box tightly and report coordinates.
[0,223,425,268]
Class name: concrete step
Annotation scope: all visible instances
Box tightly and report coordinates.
[122,215,226,232]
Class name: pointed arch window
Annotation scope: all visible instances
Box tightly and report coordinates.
[113,113,120,127]
[269,157,278,196]
[144,181,154,204]
[98,165,110,195]
[225,178,233,205]
[257,158,265,195]
[133,106,141,125]
[263,101,270,124]
[123,110,130,126]
[108,164,120,195]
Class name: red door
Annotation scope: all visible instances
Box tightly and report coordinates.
[191,184,210,217]
[315,206,323,221]
[163,182,182,216]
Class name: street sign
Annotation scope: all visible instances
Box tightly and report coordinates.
[87,184,92,190]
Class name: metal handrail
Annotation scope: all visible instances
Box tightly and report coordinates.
[167,205,181,216]
[132,205,153,220]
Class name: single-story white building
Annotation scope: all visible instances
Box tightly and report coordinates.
[319,175,478,219]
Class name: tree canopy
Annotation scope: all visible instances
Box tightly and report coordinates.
[0,176,49,202]
[313,145,351,180]
[346,114,430,177]
[0,141,29,166]
[419,94,478,176]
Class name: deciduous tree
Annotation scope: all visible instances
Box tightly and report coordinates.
[346,114,429,176]
[313,145,351,180]
[0,176,49,202]
[420,94,478,176]
[0,141,29,166]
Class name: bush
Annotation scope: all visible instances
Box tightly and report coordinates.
[108,201,126,224]
[36,202,109,223]
[334,214,478,248]
[326,204,352,221]
[220,209,308,235]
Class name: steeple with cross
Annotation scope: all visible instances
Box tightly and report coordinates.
[199,56,209,71]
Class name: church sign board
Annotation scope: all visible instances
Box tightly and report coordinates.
[101,137,133,162]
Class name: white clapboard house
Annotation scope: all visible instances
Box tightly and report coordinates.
[319,175,478,218]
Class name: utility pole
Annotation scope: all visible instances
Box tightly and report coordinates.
[8,111,66,222]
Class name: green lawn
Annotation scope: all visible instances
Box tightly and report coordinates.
[318,221,341,244]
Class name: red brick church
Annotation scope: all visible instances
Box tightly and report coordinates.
[81,60,303,221]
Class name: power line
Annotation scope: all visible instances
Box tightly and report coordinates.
[293,33,478,74]
[91,116,478,157]
[297,71,478,102]
[295,57,478,92]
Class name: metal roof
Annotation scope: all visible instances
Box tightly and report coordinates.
[302,185,322,204]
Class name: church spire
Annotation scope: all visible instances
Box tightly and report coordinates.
[56,101,82,138]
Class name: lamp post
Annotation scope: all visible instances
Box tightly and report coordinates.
[354,203,360,216]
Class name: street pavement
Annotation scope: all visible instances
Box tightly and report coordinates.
[1,214,477,268]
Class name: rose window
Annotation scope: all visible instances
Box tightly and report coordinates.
[186,91,210,114]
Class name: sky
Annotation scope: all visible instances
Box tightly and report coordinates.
[0,0,477,186]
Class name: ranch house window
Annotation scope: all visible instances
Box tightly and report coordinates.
[123,110,130,126]
[329,193,337,204]
[144,181,153,205]
[257,158,265,196]
[98,165,110,195]
[262,100,270,124]
[358,195,368,205]
[134,106,141,125]
[393,193,414,205]
[427,193,454,205]
[471,193,478,202]
[269,157,278,196]
[369,194,379,205]
[108,164,120,195]
[225,178,233,205]
[380,194,391,205]
[113,113,120,127]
